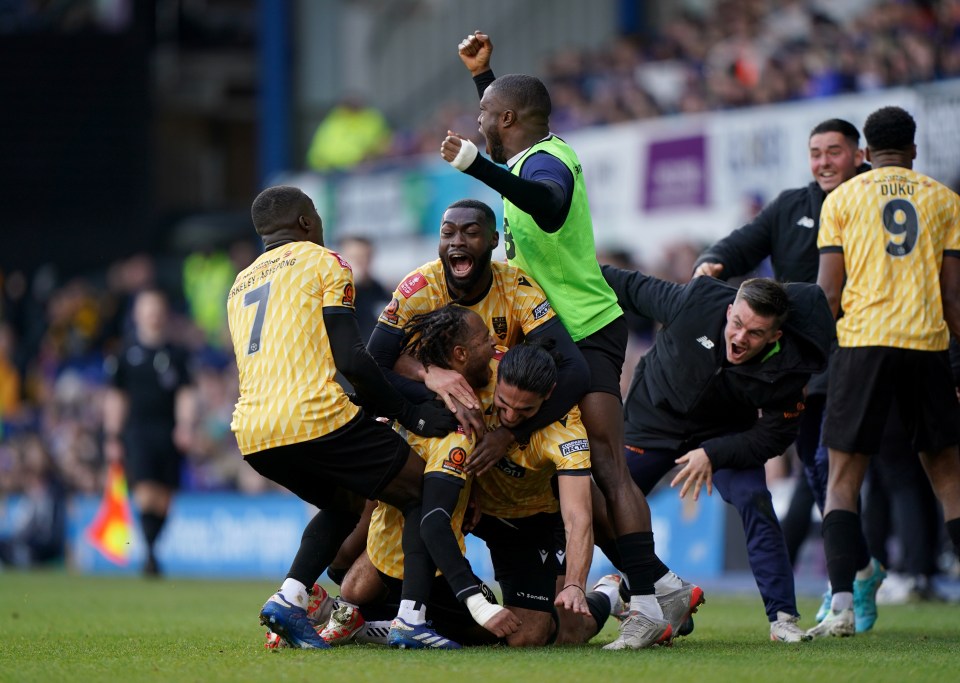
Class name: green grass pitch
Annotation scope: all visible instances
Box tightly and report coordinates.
[1,571,957,683]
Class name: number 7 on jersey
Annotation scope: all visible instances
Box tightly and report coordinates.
[243,282,271,354]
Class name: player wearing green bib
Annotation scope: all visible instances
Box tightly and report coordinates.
[502,136,621,342]
[440,30,696,650]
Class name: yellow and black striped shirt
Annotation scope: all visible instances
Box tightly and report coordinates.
[819,167,960,350]
[378,259,555,345]
[227,242,359,455]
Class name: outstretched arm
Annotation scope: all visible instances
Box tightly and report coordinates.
[441,135,570,231]
[555,473,593,616]
[692,198,779,279]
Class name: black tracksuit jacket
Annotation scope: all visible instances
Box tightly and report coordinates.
[692,181,825,284]
[602,265,833,471]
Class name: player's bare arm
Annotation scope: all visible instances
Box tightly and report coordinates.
[554,474,593,616]
[817,251,846,320]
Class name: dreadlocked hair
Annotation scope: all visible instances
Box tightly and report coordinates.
[400,304,473,370]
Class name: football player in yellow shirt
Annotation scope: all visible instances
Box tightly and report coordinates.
[227,186,457,649]
[812,106,960,637]
[368,198,589,462]
[324,307,616,647]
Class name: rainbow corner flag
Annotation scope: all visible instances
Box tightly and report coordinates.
[85,462,135,565]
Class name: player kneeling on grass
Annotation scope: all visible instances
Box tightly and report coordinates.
[307,305,514,647]
[405,312,607,646]
[319,308,618,646]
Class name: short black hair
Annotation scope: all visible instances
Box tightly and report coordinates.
[491,74,552,120]
[863,106,916,152]
[735,278,789,329]
[446,198,497,233]
[251,186,308,236]
[497,339,558,396]
[809,118,860,147]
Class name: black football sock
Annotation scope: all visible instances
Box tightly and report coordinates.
[287,509,359,588]
[822,509,868,595]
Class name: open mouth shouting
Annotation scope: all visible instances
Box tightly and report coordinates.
[448,252,475,280]
[727,340,748,364]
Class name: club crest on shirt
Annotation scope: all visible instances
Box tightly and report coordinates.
[442,447,468,475]
[492,316,508,340]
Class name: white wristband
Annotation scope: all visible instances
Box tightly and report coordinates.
[465,592,505,627]
[449,138,479,171]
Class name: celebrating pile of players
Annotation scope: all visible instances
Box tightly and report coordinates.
[226,29,960,651]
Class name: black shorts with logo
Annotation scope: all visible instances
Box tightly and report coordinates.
[823,346,960,454]
[244,411,412,510]
[471,511,566,612]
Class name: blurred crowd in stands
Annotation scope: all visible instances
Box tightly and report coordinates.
[0,247,272,504]
[311,0,960,165]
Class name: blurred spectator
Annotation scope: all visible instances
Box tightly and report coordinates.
[306,94,393,171]
[182,247,237,352]
[0,434,66,569]
[335,234,392,342]
[407,0,960,145]
[180,358,244,492]
[0,322,22,433]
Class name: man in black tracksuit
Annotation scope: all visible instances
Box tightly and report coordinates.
[692,119,868,515]
[691,120,923,630]
[602,265,833,641]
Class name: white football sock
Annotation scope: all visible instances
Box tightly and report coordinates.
[654,571,684,596]
[397,599,427,625]
[831,591,853,612]
[629,594,664,619]
[279,578,309,610]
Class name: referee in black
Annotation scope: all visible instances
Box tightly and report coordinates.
[103,288,196,576]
